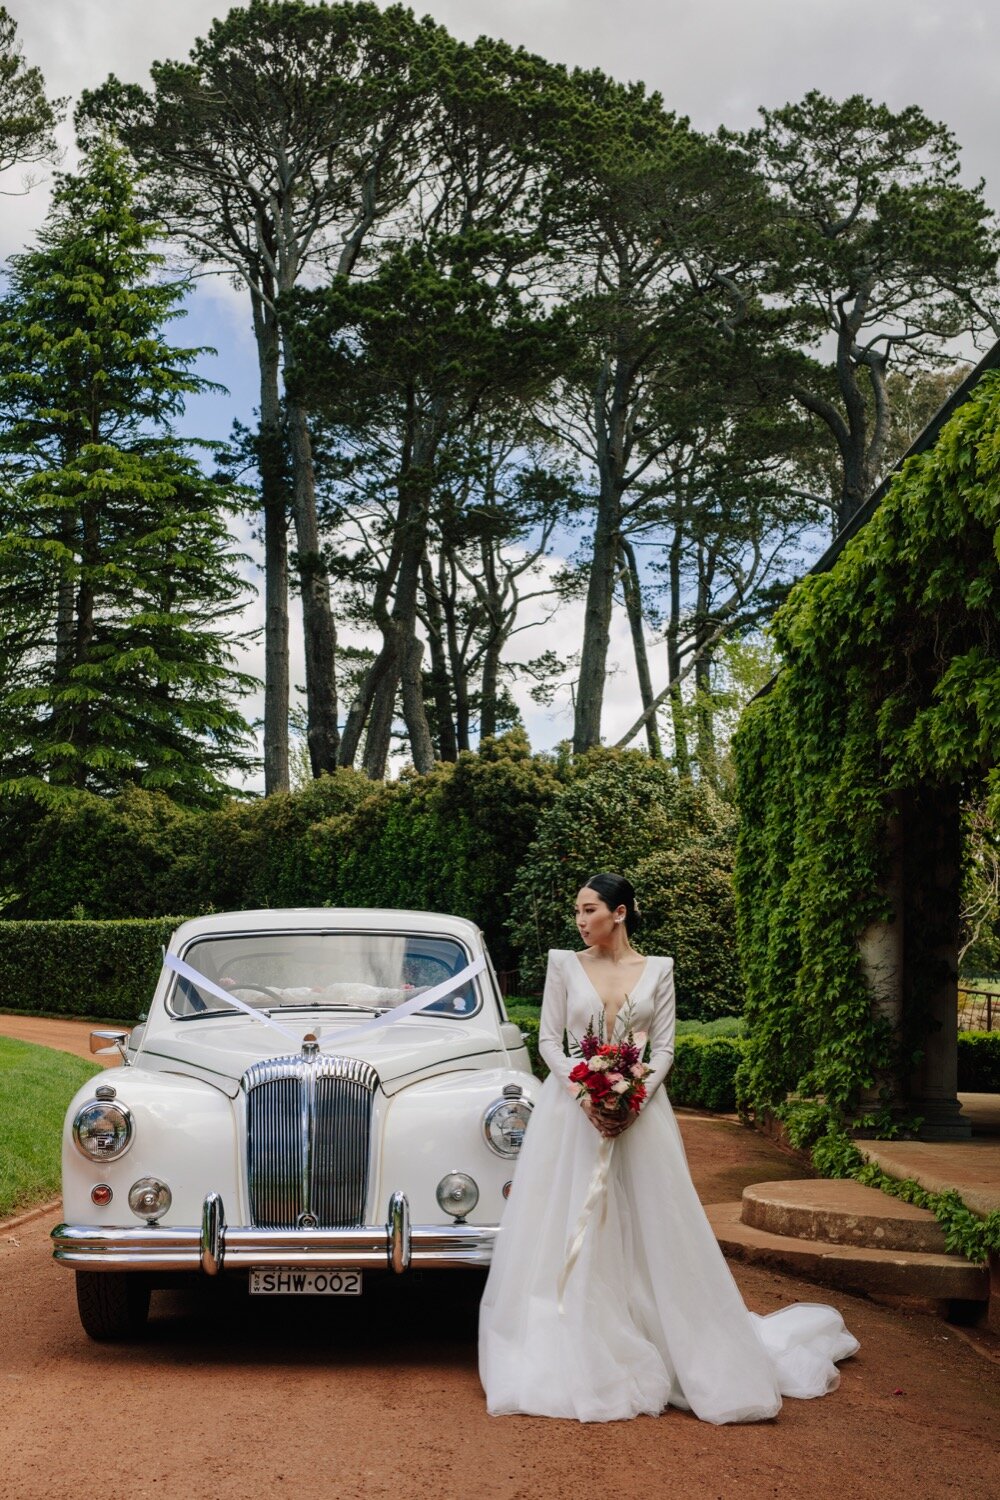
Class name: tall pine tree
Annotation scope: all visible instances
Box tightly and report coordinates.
[0,143,257,808]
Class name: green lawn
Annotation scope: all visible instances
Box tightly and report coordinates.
[0,1037,101,1220]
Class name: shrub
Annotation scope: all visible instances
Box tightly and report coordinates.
[668,1036,745,1111]
[505,1002,543,1079]
[314,733,561,970]
[507,751,736,991]
[0,734,560,970]
[957,1030,1000,1091]
[0,918,182,1022]
[634,845,743,1018]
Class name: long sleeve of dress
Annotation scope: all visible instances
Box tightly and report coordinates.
[642,958,676,1103]
[537,949,573,1083]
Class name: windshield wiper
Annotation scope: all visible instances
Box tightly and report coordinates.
[261,1003,390,1015]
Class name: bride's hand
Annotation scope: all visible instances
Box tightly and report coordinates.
[580,1096,634,1138]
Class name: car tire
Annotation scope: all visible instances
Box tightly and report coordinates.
[75,1271,152,1341]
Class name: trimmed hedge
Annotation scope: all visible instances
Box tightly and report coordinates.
[958,1030,1000,1092]
[3,732,562,973]
[0,919,181,1023]
[668,1036,744,1112]
[506,1000,744,1112]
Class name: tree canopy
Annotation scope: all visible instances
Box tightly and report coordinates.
[0,144,257,809]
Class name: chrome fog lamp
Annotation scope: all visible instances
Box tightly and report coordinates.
[72,1100,133,1161]
[483,1094,533,1158]
[436,1171,479,1223]
[128,1177,172,1222]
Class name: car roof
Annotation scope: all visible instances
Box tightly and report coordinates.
[169,908,484,947]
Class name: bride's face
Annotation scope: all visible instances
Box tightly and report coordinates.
[575,886,621,946]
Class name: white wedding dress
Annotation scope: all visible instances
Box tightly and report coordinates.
[479,949,859,1424]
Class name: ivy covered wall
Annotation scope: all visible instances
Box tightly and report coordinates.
[734,371,1000,1121]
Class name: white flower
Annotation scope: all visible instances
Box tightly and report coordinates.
[611,1080,630,1096]
[588,1055,610,1071]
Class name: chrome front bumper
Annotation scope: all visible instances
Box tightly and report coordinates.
[52,1191,497,1274]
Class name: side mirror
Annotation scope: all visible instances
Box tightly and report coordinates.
[90,1029,130,1063]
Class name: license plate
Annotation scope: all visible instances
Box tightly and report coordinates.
[250,1268,362,1295]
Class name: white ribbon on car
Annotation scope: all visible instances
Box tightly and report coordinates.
[164,953,302,1041]
[556,1135,615,1315]
[163,951,487,1054]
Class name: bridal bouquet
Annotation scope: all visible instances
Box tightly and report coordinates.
[568,1009,650,1118]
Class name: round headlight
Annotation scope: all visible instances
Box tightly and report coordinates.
[128,1177,172,1222]
[436,1172,479,1221]
[483,1096,533,1158]
[72,1100,133,1161]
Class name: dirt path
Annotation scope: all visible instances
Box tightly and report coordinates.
[0,1013,123,1067]
[2,1111,997,1500]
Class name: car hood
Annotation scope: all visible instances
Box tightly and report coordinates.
[139,1016,505,1098]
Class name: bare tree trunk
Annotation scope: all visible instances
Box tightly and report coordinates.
[479,635,501,741]
[286,396,340,776]
[573,502,618,753]
[420,553,457,760]
[666,530,689,775]
[619,537,662,758]
[253,293,290,796]
[441,549,472,752]
[400,633,435,773]
[694,649,716,784]
[360,634,401,779]
[574,349,629,754]
[360,492,434,778]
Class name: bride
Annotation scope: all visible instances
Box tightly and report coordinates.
[479,872,858,1424]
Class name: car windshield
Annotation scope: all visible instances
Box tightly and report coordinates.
[170,930,481,1020]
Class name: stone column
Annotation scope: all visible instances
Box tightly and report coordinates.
[902,783,971,1140]
[857,793,905,1116]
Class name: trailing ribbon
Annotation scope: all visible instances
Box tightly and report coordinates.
[556,1135,615,1314]
[163,951,487,1054]
[315,955,486,1049]
[164,953,302,1042]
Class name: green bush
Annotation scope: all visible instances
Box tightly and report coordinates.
[2,733,560,973]
[958,1030,1000,1091]
[0,918,180,1022]
[507,750,737,995]
[635,845,743,1018]
[505,1001,543,1079]
[676,1016,745,1038]
[502,1003,744,1113]
[4,775,377,919]
[667,1035,745,1111]
[314,734,561,970]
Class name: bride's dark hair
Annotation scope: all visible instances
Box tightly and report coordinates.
[583,872,641,937]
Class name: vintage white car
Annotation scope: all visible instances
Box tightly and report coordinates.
[52,908,536,1339]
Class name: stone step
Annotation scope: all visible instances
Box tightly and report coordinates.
[706,1201,989,1304]
[741,1178,948,1253]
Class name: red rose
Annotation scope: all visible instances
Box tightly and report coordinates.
[587,1074,613,1102]
[569,1062,589,1083]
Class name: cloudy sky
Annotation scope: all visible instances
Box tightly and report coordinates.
[5,0,1000,776]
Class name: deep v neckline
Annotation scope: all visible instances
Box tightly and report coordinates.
[574,951,651,1036]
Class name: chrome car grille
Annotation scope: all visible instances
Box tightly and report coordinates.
[243,1056,380,1229]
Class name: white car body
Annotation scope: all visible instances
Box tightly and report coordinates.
[52,909,536,1338]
